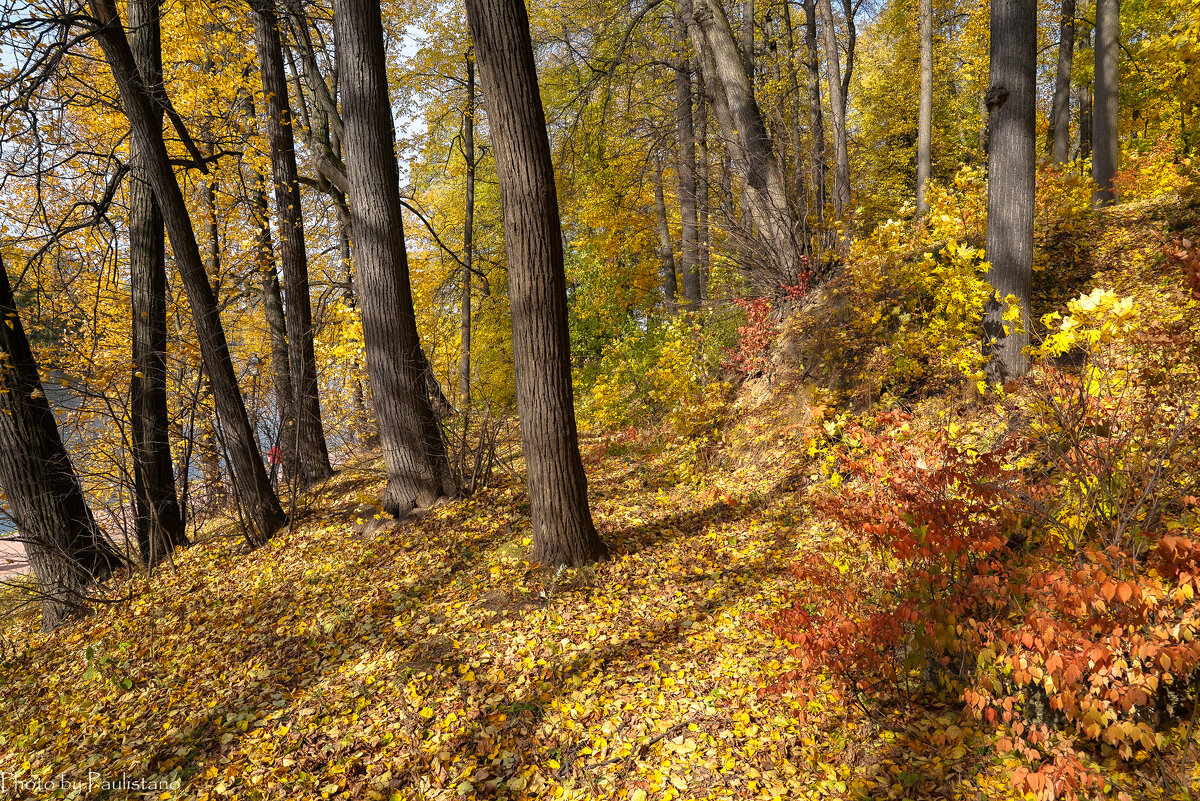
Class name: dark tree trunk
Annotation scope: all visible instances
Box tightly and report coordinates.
[802,0,827,228]
[983,0,1037,382]
[916,0,933,218]
[462,0,607,566]
[674,17,702,306]
[742,0,754,81]
[0,256,126,630]
[695,87,710,293]
[332,0,454,516]
[250,0,333,486]
[1050,0,1076,164]
[87,0,286,542]
[128,0,186,568]
[460,51,475,409]
[1092,0,1119,205]
[817,0,850,218]
[652,159,679,307]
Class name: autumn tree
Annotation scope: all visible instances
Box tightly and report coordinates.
[983,0,1037,381]
[1050,0,1076,164]
[463,0,608,565]
[1092,0,1119,205]
[915,0,933,218]
[332,0,455,515]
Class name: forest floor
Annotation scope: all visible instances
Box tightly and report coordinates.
[1,197,1199,800]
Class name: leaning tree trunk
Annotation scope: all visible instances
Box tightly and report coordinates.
[1092,0,1119,206]
[0,255,126,630]
[128,0,186,568]
[983,0,1037,382]
[674,17,702,306]
[817,0,850,219]
[916,0,933,218]
[332,0,454,516]
[1050,0,1076,164]
[742,0,754,81]
[463,0,607,566]
[652,159,679,307]
[87,0,286,542]
[250,0,333,487]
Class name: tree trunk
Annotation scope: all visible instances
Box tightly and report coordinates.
[0,256,126,630]
[674,17,702,306]
[742,0,754,81]
[983,0,1037,382]
[332,0,454,516]
[696,87,710,294]
[682,0,799,279]
[916,0,933,218]
[802,0,827,229]
[652,159,679,307]
[250,0,333,486]
[128,0,186,568]
[1092,0,1119,205]
[462,0,607,566]
[817,0,850,218]
[87,0,286,542]
[460,51,475,409]
[1050,0,1076,164]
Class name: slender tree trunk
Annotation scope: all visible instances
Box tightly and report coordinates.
[742,0,754,81]
[1092,0,1119,205]
[460,52,475,409]
[674,17,702,306]
[817,0,850,218]
[250,0,333,485]
[0,256,126,630]
[251,166,297,480]
[803,0,827,229]
[128,0,186,568]
[653,159,679,307]
[462,0,607,566]
[916,0,933,218]
[1050,0,1076,163]
[696,88,710,294]
[983,0,1037,382]
[87,0,286,542]
[332,0,454,516]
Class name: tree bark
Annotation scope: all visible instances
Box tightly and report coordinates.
[983,0,1037,382]
[674,17,702,306]
[332,0,454,516]
[695,87,710,294]
[87,0,286,542]
[250,0,333,486]
[916,0,933,218]
[817,0,850,218]
[1050,0,1076,164]
[802,0,827,228]
[0,255,126,630]
[1092,0,1119,205]
[463,0,607,566]
[742,0,754,81]
[460,51,475,409]
[128,0,186,568]
[652,159,679,307]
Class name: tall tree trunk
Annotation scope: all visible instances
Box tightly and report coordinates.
[128,0,186,568]
[916,0,933,218]
[460,51,475,409]
[332,0,454,516]
[0,256,126,630]
[696,87,710,294]
[1092,0,1119,205]
[251,167,297,480]
[742,0,754,81]
[682,0,798,279]
[674,17,702,306]
[652,159,679,307]
[802,0,827,229]
[86,0,286,542]
[1050,0,1076,164]
[983,0,1037,382]
[462,0,607,566]
[817,0,850,218]
[250,0,333,486]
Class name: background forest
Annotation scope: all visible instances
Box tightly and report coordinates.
[0,0,1199,798]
